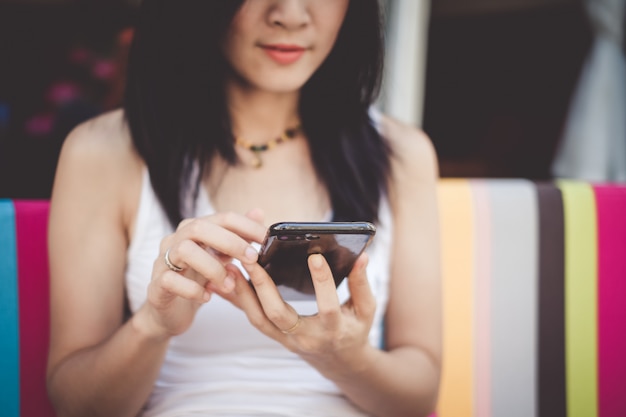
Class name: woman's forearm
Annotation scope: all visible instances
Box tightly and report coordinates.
[320,345,440,417]
[47,308,171,417]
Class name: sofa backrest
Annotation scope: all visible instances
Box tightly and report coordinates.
[0,179,624,417]
[437,179,626,417]
[0,200,54,417]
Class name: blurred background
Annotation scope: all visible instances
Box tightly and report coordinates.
[0,0,623,199]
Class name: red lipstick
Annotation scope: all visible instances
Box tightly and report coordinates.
[261,44,306,65]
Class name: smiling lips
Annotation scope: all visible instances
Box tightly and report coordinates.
[261,44,306,65]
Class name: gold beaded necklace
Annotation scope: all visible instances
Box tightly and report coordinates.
[235,124,302,168]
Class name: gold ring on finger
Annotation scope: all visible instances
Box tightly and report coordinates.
[281,314,302,334]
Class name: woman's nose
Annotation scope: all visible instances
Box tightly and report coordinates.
[267,0,311,30]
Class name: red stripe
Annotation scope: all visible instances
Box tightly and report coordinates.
[594,186,626,417]
[15,200,56,417]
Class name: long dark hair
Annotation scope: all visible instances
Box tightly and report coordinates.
[124,0,392,228]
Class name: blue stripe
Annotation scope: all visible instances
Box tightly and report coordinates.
[0,200,19,417]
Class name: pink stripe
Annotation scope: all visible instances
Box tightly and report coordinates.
[594,185,626,417]
[471,180,492,417]
[15,200,56,417]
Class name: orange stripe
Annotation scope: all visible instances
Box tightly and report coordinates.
[436,179,475,417]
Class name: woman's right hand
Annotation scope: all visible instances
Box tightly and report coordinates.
[134,211,267,339]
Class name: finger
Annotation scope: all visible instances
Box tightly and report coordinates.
[218,264,286,338]
[308,254,341,329]
[176,217,195,231]
[175,217,260,264]
[345,253,375,318]
[211,211,267,244]
[209,264,248,304]
[165,240,235,292]
[224,266,272,321]
[175,212,265,242]
[242,261,298,332]
[153,270,211,304]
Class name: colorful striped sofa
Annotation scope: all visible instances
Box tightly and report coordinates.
[0,179,625,417]
[437,179,625,417]
[0,200,53,417]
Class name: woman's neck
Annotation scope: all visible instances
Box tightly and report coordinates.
[226,82,301,145]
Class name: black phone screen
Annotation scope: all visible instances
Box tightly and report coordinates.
[257,222,376,294]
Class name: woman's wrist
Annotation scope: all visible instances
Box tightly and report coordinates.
[130,305,172,344]
[311,342,380,384]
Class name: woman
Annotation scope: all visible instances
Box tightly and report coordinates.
[46,1,441,416]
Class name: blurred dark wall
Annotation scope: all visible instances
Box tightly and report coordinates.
[423,1,593,178]
[0,2,136,199]
[0,1,595,200]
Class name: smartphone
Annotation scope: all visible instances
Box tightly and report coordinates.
[257,221,376,295]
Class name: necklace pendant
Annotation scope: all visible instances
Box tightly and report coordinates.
[252,151,263,169]
[235,123,301,169]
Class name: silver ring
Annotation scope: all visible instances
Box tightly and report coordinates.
[164,248,183,272]
[281,315,302,334]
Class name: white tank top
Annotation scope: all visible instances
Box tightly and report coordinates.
[126,169,393,417]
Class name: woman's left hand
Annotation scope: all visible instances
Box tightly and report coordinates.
[218,252,376,375]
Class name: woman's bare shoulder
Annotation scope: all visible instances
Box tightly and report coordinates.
[378,113,439,185]
[57,109,142,183]
[52,109,143,227]
[61,109,135,162]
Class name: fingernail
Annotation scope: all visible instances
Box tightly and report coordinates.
[223,273,235,292]
[245,246,258,262]
[310,254,323,269]
[203,291,212,302]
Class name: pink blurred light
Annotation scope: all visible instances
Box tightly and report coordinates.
[25,113,55,136]
[46,81,81,105]
[92,59,117,80]
[68,47,91,65]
